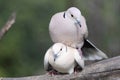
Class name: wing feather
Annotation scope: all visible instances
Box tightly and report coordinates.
[44,48,52,71]
[74,50,84,69]
[82,39,108,60]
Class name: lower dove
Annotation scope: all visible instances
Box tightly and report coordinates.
[44,43,84,74]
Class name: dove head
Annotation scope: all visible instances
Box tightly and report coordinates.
[64,7,82,27]
[52,43,67,61]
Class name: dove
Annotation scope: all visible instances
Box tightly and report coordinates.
[44,43,84,74]
[49,7,108,60]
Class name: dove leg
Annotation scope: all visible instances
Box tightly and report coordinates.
[74,64,83,73]
[48,70,59,76]
[74,67,79,74]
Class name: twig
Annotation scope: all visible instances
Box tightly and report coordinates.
[0,12,16,40]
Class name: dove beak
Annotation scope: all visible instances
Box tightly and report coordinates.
[54,54,58,61]
[75,19,81,27]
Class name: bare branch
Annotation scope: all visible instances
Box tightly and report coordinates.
[0,56,120,80]
[0,12,16,40]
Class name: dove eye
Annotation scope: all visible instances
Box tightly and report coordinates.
[60,48,62,51]
[71,14,74,17]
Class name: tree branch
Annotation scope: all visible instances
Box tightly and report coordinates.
[0,56,120,80]
[0,12,16,40]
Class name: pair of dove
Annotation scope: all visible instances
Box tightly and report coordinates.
[44,7,108,74]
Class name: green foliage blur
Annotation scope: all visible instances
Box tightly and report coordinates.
[0,0,119,77]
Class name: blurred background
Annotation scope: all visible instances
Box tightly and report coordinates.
[0,0,119,77]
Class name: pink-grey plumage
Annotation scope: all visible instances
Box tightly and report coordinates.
[49,7,108,60]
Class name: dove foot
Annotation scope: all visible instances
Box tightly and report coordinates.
[48,70,59,76]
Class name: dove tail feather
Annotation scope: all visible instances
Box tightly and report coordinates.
[82,39,108,60]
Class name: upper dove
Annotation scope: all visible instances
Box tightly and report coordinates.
[49,7,108,60]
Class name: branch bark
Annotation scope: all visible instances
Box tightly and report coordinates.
[0,12,16,40]
[0,56,120,80]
